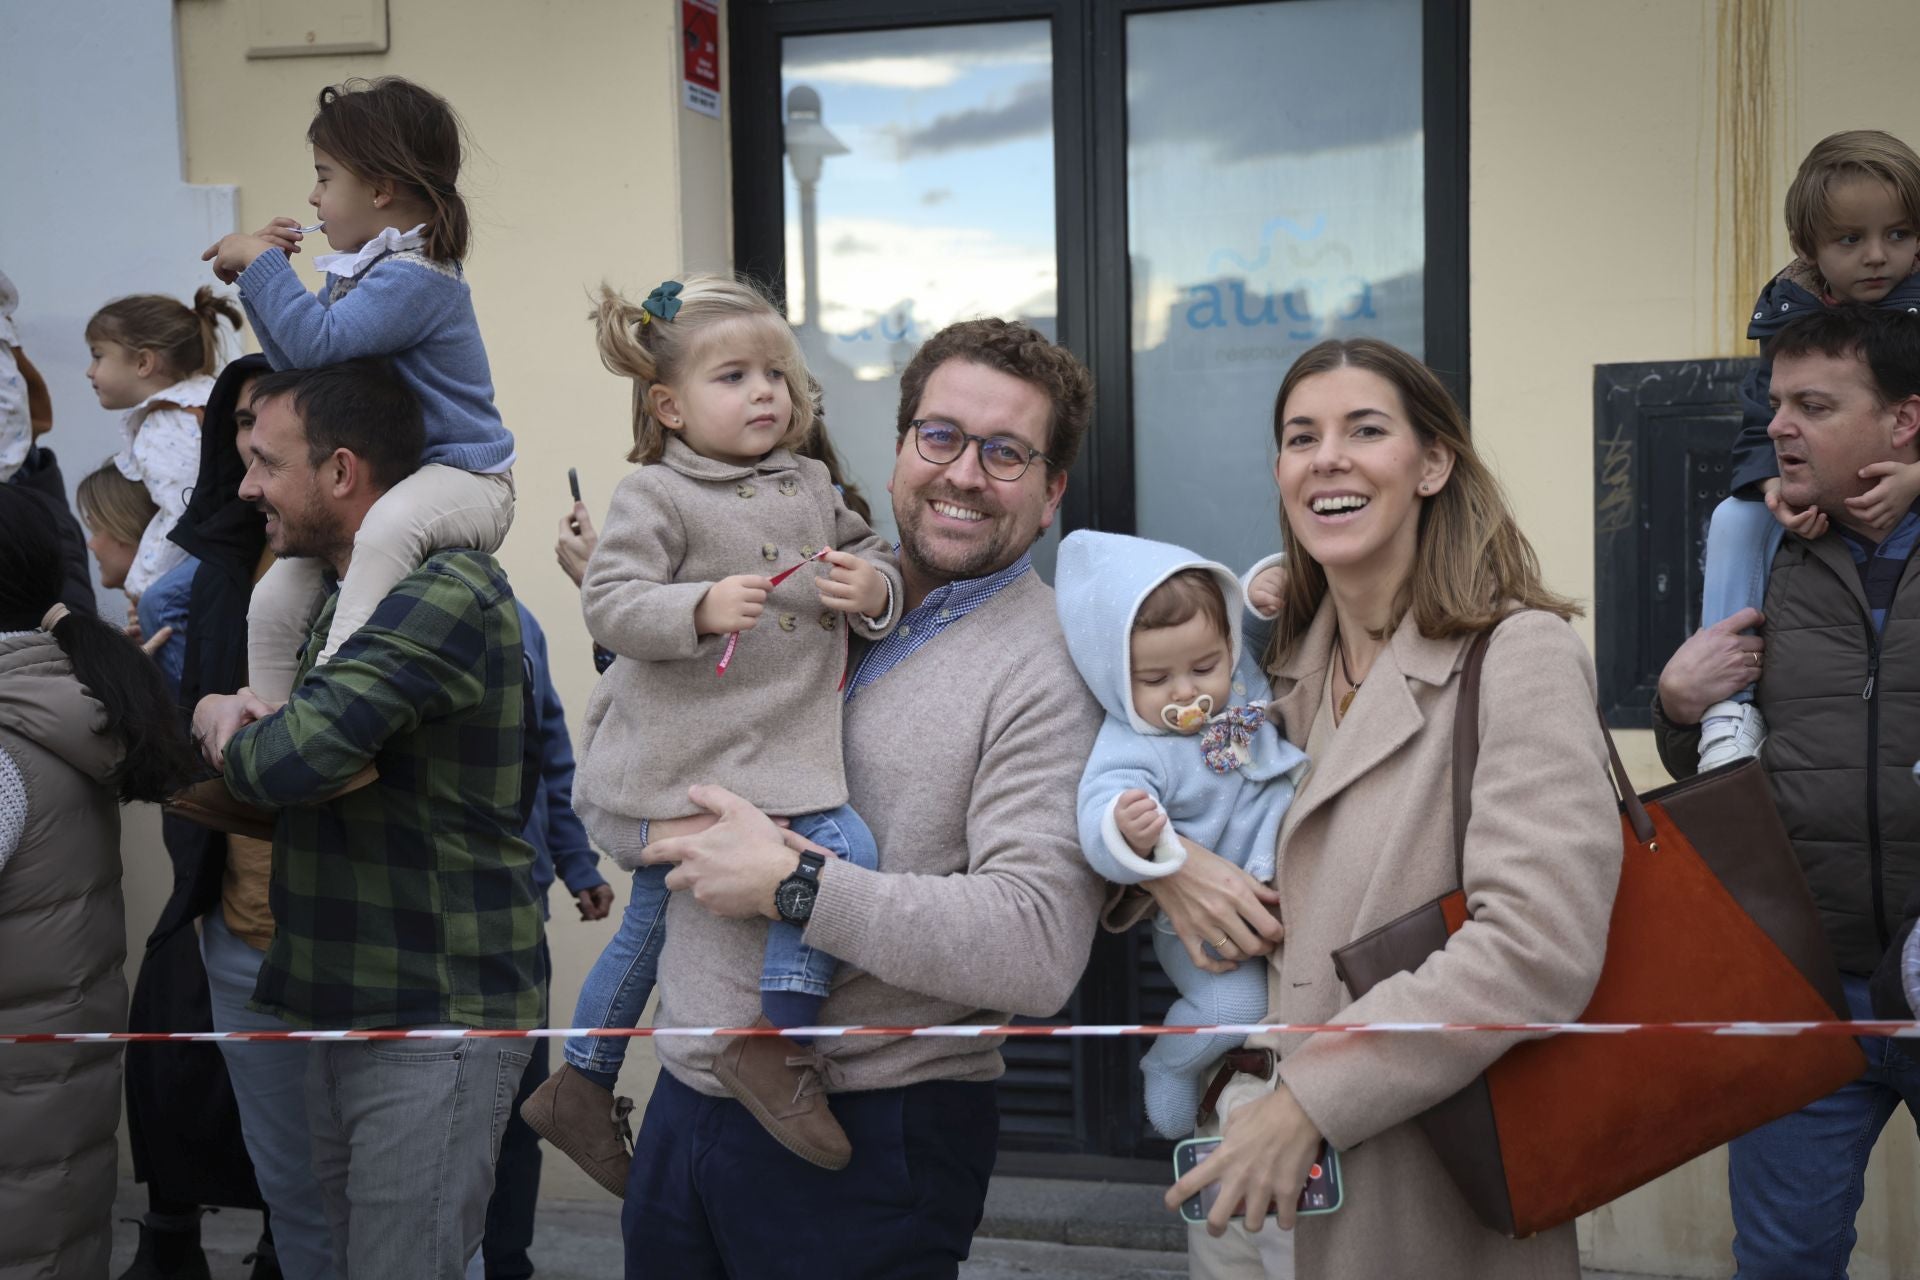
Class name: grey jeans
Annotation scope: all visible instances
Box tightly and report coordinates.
[305,1032,531,1278]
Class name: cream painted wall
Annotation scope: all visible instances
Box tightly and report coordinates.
[171,0,729,1201]
[1471,2,1920,1275]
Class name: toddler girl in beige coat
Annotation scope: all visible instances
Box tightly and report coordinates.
[553,276,900,1179]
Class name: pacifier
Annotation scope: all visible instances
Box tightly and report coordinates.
[1160,693,1215,733]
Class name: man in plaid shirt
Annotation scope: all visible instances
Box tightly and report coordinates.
[192,359,540,1277]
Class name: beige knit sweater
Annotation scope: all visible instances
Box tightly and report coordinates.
[652,569,1107,1095]
[574,437,901,855]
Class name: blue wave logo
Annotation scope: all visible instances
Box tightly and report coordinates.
[1204,214,1328,275]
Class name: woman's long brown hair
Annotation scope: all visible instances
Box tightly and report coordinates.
[1265,338,1578,669]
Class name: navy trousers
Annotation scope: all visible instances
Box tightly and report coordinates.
[622,1069,998,1279]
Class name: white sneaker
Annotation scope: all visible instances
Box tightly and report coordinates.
[1698,700,1766,770]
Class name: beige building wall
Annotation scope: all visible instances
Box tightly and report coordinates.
[165,0,731,1201]
[1471,2,1919,1274]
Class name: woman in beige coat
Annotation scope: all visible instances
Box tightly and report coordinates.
[1155,339,1622,1279]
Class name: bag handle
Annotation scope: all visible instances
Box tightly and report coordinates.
[1450,621,1655,885]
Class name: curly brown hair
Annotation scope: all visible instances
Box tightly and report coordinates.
[894,318,1094,471]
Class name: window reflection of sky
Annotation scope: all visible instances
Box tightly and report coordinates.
[782,23,1057,377]
[1128,0,1426,570]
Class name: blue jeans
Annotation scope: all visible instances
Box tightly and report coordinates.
[1701,495,1787,706]
[562,803,878,1078]
[1728,975,1920,1278]
[200,911,337,1280]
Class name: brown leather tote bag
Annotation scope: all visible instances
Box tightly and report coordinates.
[1331,624,1864,1238]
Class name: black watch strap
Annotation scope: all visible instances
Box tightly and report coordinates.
[774,850,828,925]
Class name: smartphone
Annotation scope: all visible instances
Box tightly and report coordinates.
[567,467,583,533]
[1173,1136,1342,1224]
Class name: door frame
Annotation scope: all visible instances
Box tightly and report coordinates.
[729,0,1470,1176]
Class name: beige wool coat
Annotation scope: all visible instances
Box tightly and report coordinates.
[575,437,900,854]
[1195,604,1622,1279]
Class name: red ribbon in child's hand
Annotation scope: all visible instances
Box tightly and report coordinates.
[715,547,832,676]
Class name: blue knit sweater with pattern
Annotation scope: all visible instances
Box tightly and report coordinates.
[237,247,513,473]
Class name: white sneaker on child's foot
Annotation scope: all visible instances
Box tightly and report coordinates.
[1698,700,1766,770]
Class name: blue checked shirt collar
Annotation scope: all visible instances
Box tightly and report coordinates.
[1835,503,1920,634]
[845,550,1035,701]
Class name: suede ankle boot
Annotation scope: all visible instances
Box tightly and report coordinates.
[712,1016,852,1171]
[519,1062,636,1197]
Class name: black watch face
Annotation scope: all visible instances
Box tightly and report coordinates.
[775,878,815,923]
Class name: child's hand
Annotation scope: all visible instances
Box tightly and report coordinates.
[201,233,277,284]
[1844,461,1920,535]
[695,575,772,636]
[816,550,889,618]
[1248,561,1289,616]
[1115,789,1168,855]
[251,217,307,257]
[1763,477,1830,541]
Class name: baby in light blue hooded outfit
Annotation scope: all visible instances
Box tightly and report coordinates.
[1056,531,1307,1139]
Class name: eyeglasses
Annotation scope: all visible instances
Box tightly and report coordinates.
[908,420,1052,481]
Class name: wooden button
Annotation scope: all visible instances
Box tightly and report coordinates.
[818,612,837,631]
[762,543,779,562]
[735,483,756,499]
[800,544,818,559]
[778,478,799,497]
[778,614,797,632]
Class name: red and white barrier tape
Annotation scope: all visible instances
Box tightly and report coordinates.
[5,1019,1920,1045]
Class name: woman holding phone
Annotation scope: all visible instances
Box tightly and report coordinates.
[1147,339,1622,1279]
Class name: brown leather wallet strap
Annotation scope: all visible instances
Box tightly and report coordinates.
[1195,1047,1276,1127]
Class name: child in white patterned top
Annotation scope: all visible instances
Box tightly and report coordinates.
[84,287,242,599]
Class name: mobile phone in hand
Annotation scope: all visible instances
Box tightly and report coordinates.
[567,467,583,534]
[1173,1136,1342,1224]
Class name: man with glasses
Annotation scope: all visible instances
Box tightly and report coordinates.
[621,319,1107,1278]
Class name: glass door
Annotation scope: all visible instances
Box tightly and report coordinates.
[731,0,1466,1172]
[777,22,1060,556]
[1126,0,1429,570]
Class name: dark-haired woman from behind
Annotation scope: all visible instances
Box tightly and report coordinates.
[0,483,200,1279]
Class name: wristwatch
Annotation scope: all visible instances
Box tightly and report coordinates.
[774,850,827,926]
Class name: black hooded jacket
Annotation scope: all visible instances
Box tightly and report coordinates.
[1728,264,1920,498]
[125,353,273,1211]
[151,353,271,942]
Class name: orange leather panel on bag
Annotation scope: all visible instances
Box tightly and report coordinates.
[1466,802,1864,1235]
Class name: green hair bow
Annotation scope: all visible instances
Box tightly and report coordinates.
[640,280,683,324]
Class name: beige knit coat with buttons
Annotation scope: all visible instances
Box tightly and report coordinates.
[574,436,900,862]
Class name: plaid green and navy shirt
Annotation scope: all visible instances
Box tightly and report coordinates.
[226,549,544,1030]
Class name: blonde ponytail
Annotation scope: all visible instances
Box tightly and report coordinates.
[591,274,816,466]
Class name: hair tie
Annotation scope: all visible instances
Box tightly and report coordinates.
[640,280,683,326]
[40,603,70,631]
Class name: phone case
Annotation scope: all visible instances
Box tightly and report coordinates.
[1173,1136,1343,1224]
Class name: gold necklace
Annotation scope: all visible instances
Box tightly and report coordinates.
[1336,635,1362,719]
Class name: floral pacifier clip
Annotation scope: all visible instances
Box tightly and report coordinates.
[715,546,832,676]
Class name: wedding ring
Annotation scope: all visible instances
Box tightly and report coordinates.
[1215,936,1232,951]
[1748,650,1760,667]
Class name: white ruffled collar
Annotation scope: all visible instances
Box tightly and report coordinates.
[313,224,429,279]
[123,374,216,435]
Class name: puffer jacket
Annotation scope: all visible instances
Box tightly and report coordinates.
[1656,531,1920,975]
[0,631,127,1278]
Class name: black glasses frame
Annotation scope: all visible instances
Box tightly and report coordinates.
[908,419,1053,481]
